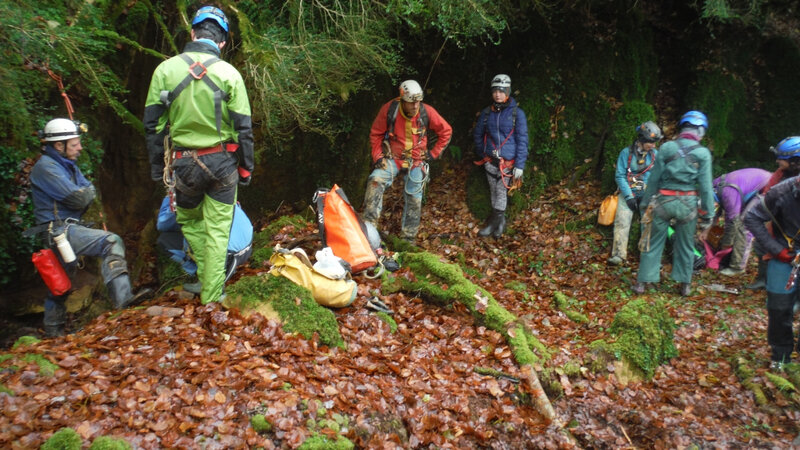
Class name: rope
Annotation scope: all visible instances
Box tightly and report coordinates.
[404,161,430,196]
[47,70,75,120]
[638,201,656,252]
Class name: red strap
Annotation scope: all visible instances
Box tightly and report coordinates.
[659,189,698,196]
[174,143,238,159]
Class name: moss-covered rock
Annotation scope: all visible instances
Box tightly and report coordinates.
[298,433,354,450]
[225,274,344,348]
[250,414,273,433]
[605,298,678,379]
[375,312,397,333]
[41,428,82,450]
[89,436,132,450]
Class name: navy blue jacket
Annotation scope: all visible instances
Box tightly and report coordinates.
[30,146,95,224]
[473,97,529,169]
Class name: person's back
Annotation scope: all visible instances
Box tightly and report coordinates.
[144,5,254,304]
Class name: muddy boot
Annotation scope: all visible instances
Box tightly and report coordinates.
[43,295,67,337]
[680,283,692,297]
[478,209,500,237]
[108,274,152,310]
[746,260,767,290]
[492,210,507,238]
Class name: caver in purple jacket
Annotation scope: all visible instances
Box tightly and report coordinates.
[714,168,771,221]
[712,167,771,271]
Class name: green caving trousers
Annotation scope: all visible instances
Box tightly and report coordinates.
[177,195,234,304]
[638,194,698,284]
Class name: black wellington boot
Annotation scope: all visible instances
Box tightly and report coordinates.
[478,209,500,237]
[492,210,506,238]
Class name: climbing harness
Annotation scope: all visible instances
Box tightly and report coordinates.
[384,99,430,166]
[626,146,655,191]
[159,54,230,137]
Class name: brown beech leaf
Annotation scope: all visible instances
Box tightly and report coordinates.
[214,391,227,403]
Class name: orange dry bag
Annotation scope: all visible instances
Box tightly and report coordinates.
[597,193,618,226]
[313,185,378,273]
[32,248,71,296]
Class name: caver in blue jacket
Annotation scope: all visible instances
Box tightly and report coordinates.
[30,145,95,224]
[473,97,529,169]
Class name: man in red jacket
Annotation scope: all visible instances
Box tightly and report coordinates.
[363,80,452,243]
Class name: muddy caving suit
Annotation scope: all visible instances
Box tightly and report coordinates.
[744,176,800,364]
[144,40,254,304]
[712,168,771,271]
[364,99,452,241]
[637,134,714,285]
[30,146,139,335]
[610,142,656,261]
[472,97,529,218]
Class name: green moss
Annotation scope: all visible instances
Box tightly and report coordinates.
[553,292,589,324]
[11,335,40,350]
[375,312,397,333]
[298,433,354,450]
[561,361,581,377]
[764,372,796,393]
[0,383,13,396]
[686,70,750,160]
[734,357,768,406]
[22,353,59,377]
[250,414,273,433]
[41,428,83,450]
[505,281,527,292]
[607,299,678,379]
[226,274,344,348]
[89,436,132,450]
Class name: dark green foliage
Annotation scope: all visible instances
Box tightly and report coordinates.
[686,70,750,159]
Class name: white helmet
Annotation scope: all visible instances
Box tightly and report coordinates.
[399,80,423,102]
[42,118,82,142]
[491,74,511,93]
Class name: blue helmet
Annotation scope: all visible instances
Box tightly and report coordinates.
[679,110,708,129]
[192,6,229,33]
[771,136,800,160]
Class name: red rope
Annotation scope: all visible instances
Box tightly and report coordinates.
[47,69,75,120]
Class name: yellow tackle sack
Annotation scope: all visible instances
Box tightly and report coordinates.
[597,193,618,226]
[269,248,357,308]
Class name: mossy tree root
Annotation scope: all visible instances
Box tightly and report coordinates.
[392,252,561,425]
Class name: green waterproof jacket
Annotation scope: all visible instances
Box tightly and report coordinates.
[144,40,254,181]
[639,135,714,220]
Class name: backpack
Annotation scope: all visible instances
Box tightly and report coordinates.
[313,185,379,275]
[156,196,253,281]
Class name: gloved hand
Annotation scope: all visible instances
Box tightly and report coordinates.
[513,167,524,180]
[239,175,251,187]
[698,216,713,230]
[776,248,795,263]
[625,197,638,213]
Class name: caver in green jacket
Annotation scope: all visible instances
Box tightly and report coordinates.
[637,134,714,285]
[143,40,254,181]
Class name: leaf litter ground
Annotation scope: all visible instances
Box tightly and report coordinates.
[1,161,798,448]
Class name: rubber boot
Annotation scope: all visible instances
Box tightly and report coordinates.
[43,295,67,337]
[108,275,152,310]
[746,260,767,290]
[478,209,500,237]
[492,210,506,238]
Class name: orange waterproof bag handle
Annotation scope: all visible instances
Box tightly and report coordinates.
[32,248,71,296]
[314,185,377,273]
